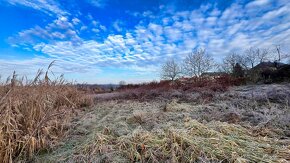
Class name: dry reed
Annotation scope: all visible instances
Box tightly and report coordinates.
[0,62,93,162]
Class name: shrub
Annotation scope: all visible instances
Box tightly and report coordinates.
[114,76,246,101]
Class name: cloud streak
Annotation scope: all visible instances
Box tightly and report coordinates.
[5,0,67,16]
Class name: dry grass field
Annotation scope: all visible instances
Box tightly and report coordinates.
[0,65,289,162]
[2,0,290,162]
[32,84,290,163]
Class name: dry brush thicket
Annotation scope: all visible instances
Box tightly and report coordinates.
[0,67,93,162]
[115,75,245,101]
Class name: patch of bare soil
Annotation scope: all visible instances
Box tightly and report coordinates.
[35,84,290,162]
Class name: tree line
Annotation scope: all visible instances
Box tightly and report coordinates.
[161,46,289,81]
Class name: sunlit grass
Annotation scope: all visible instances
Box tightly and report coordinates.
[0,62,93,162]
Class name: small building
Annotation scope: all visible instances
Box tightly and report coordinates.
[251,61,286,71]
[249,61,290,83]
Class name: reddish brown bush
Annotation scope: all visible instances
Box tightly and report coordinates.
[118,80,172,91]
[215,75,246,86]
[115,75,246,101]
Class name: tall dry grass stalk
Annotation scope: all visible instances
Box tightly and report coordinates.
[0,62,93,162]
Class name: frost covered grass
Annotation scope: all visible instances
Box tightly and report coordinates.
[59,119,290,162]
[37,84,290,162]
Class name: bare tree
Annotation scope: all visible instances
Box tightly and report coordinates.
[257,48,269,63]
[161,58,181,81]
[221,52,247,73]
[245,47,259,68]
[273,45,290,62]
[245,47,269,67]
[276,45,281,62]
[183,49,215,77]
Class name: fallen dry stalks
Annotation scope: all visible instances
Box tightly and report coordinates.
[73,119,289,162]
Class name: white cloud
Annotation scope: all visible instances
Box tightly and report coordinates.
[112,20,124,32]
[3,0,290,83]
[5,0,67,16]
[262,5,289,20]
[246,0,270,8]
[72,18,81,25]
[92,28,100,33]
[8,16,81,45]
[92,20,98,26]
[100,25,107,31]
[164,26,182,42]
[80,26,88,31]
[87,0,107,8]
[86,14,94,20]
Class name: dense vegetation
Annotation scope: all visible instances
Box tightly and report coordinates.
[0,64,93,162]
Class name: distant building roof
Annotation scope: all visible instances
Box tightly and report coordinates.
[252,61,286,70]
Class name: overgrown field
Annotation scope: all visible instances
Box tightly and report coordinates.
[0,67,93,162]
[1,66,289,162]
[36,84,290,162]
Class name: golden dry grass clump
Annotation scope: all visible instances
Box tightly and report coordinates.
[73,119,290,162]
[0,63,93,162]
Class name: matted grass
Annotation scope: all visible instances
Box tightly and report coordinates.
[72,119,289,162]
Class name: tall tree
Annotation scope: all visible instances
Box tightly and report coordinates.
[257,48,269,63]
[245,47,259,68]
[273,45,290,62]
[276,45,281,62]
[183,49,215,77]
[232,63,245,77]
[221,52,247,73]
[160,58,182,81]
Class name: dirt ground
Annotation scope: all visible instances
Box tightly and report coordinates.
[35,84,290,162]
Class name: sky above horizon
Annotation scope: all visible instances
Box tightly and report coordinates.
[0,0,290,84]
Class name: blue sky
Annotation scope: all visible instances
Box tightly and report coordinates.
[0,0,289,84]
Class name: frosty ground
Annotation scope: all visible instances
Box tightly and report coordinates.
[36,84,290,162]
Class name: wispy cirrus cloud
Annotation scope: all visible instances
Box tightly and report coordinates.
[112,20,125,32]
[87,0,107,8]
[4,0,67,16]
